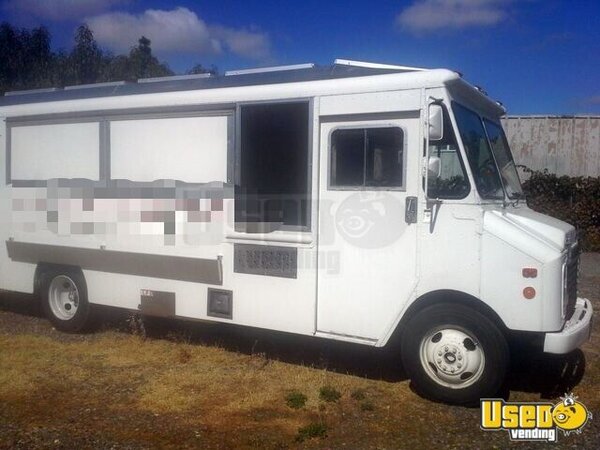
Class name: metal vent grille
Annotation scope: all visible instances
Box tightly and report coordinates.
[207,288,233,319]
[234,244,297,279]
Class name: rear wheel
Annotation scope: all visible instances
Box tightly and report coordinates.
[401,303,508,405]
[41,267,91,332]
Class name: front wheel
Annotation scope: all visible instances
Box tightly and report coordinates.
[401,303,509,405]
[40,267,91,332]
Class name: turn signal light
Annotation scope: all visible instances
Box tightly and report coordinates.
[522,268,538,278]
[523,287,536,299]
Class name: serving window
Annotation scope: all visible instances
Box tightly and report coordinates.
[110,116,228,183]
[235,102,310,231]
[10,122,100,182]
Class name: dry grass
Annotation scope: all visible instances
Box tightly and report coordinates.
[2,325,598,449]
[0,331,378,447]
[0,253,599,449]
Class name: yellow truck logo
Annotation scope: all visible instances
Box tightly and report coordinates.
[481,394,591,442]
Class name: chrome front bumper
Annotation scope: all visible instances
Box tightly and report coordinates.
[544,298,593,354]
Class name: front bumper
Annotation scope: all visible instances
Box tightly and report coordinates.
[544,298,593,354]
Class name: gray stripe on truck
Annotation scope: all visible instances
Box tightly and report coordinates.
[6,240,223,285]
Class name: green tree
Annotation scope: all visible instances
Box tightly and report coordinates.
[0,22,221,93]
[24,26,53,88]
[103,54,130,81]
[127,36,172,79]
[69,24,106,85]
[0,23,55,93]
[0,22,22,92]
[187,63,218,76]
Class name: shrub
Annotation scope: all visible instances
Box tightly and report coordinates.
[360,401,375,411]
[319,385,341,402]
[296,422,327,442]
[285,391,307,409]
[350,389,366,401]
[520,167,600,252]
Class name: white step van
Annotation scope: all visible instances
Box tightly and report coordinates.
[0,60,592,404]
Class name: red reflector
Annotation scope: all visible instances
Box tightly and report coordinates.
[523,287,536,299]
[522,268,538,278]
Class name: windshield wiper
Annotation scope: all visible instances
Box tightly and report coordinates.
[509,192,526,206]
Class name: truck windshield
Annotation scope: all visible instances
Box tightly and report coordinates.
[452,102,523,200]
[482,119,524,199]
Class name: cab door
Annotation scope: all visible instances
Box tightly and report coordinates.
[316,115,420,341]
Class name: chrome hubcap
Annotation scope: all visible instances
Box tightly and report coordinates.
[48,275,79,321]
[419,327,485,389]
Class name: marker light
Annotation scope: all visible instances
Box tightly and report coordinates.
[523,287,536,299]
[522,268,538,278]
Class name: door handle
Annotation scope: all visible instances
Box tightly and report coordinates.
[405,196,418,224]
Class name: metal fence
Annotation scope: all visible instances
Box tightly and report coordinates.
[501,116,600,177]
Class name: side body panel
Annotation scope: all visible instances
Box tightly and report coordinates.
[0,94,321,338]
[0,77,569,345]
[0,118,37,293]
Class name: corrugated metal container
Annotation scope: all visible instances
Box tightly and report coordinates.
[501,116,600,177]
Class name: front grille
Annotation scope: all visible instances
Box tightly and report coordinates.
[565,244,579,320]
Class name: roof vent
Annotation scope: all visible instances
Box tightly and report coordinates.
[475,85,488,96]
[138,73,213,83]
[225,63,315,76]
[64,81,129,91]
[333,59,427,72]
[5,87,62,97]
[496,100,507,114]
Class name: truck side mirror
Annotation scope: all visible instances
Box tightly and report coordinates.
[428,156,441,180]
[428,104,444,141]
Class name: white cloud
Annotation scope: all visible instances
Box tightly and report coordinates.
[396,0,514,34]
[86,7,271,60]
[210,26,271,61]
[3,0,127,21]
[87,8,217,55]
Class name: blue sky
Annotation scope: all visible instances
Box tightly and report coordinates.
[1,0,598,115]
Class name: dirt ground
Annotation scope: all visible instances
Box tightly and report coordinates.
[0,255,599,450]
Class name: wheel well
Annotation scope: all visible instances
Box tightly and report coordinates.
[388,290,509,346]
[34,263,84,298]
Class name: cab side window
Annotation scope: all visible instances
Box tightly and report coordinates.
[330,127,404,189]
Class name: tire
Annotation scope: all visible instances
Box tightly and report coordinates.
[40,267,92,332]
[400,303,509,405]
